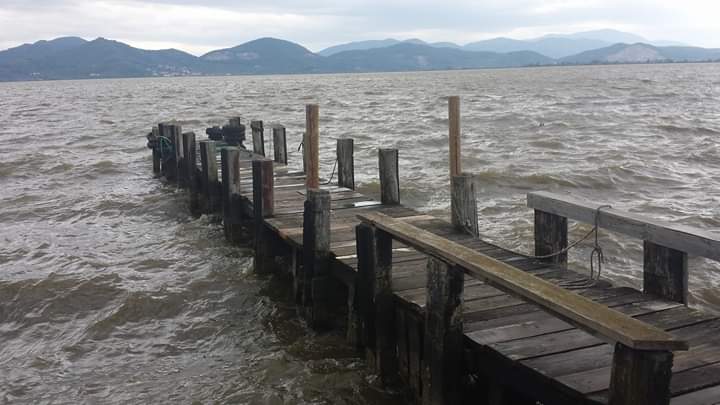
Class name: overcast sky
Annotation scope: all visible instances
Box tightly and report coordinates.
[1,0,719,55]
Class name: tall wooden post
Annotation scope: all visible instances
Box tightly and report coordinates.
[373,226,397,385]
[221,147,242,242]
[183,131,199,214]
[355,224,376,355]
[302,188,331,328]
[253,158,274,272]
[534,210,568,266]
[199,140,220,214]
[337,138,355,189]
[448,96,461,178]
[272,125,288,165]
[423,258,464,405]
[608,343,673,405]
[451,173,479,236]
[305,105,320,189]
[151,126,161,175]
[643,241,688,304]
[251,120,265,156]
[379,148,400,205]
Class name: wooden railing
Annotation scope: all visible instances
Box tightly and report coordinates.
[528,191,720,304]
[357,211,687,405]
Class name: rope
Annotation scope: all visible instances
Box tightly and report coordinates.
[323,158,338,185]
[462,204,612,287]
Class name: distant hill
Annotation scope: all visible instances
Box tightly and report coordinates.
[561,43,720,64]
[0,37,202,81]
[464,37,611,59]
[319,38,462,56]
[1,35,719,82]
[202,37,324,74]
[326,43,553,72]
[541,29,646,44]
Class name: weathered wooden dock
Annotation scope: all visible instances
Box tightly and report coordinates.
[147,99,720,405]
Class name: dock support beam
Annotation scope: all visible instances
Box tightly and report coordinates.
[251,120,265,156]
[272,125,288,165]
[151,126,161,175]
[183,131,199,214]
[175,127,186,188]
[379,148,400,205]
[609,343,673,405]
[451,174,479,237]
[159,122,179,181]
[534,210,568,266]
[356,222,397,384]
[423,258,464,405]
[253,158,274,273]
[337,138,355,189]
[302,189,331,328]
[643,241,688,304]
[221,147,242,242]
[199,140,220,214]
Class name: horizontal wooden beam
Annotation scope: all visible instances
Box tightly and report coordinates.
[357,212,688,352]
[527,191,720,262]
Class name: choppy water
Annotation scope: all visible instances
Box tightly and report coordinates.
[1,63,720,403]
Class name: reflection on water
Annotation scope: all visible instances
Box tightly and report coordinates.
[1,63,719,402]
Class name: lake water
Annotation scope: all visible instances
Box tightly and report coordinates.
[1,63,720,403]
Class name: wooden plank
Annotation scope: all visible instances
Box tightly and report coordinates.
[358,212,688,351]
[528,191,720,262]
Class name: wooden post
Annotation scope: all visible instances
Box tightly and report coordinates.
[221,147,242,242]
[373,226,397,385]
[356,223,377,354]
[251,120,265,156]
[337,138,355,189]
[305,105,320,189]
[379,148,400,205]
[451,173,479,236]
[643,241,688,304]
[183,131,199,214]
[534,210,568,265]
[253,158,274,273]
[174,125,185,188]
[302,189,331,328]
[158,123,177,181]
[608,343,673,405]
[448,96,461,178]
[151,126,161,175]
[422,257,464,405]
[272,125,288,165]
[199,140,220,214]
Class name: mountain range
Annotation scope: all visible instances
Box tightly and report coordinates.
[0,29,718,82]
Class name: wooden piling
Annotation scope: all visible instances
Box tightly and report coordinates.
[337,138,355,189]
[373,226,397,385]
[158,122,178,181]
[448,96,461,178]
[221,147,242,242]
[272,125,288,165]
[643,241,688,304]
[151,126,161,175]
[608,343,673,405]
[534,210,568,265]
[252,158,274,273]
[302,188,331,328]
[199,140,220,214]
[422,258,464,405]
[251,120,265,156]
[305,105,320,189]
[183,131,199,214]
[379,148,400,205]
[174,125,185,188]
[355,223,377,354]
[451,173,479,236]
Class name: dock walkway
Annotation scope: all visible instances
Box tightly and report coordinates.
[149,102,720,405]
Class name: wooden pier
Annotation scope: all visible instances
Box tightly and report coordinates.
[147,99,720,405]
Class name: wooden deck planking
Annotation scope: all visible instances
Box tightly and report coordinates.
[214,148,720,404]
